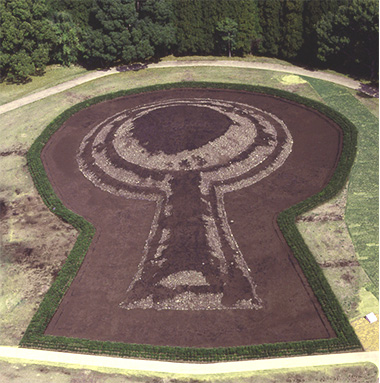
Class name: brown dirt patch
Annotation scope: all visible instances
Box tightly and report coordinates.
[42,88,342,348]
[0,148,28,157]
[319,260,360,269]
[0,200,7,219]
[1,195,76,275]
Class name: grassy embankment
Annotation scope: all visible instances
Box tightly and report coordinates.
[297,77,379,351]
[305,78,379,299]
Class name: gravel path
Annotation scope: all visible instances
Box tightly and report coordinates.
[0,347,378,375]
[0,60,365,116]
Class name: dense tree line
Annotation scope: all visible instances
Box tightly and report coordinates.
[0,0,378,83]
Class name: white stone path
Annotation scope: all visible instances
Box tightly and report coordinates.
[0,347,378,375]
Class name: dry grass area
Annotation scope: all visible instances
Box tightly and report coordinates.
[0,65,89,106]
[0,155,77,345]
[296,185,378,322]
[350,314,379,351]
[297,184,378,351]
[0,360,378,383]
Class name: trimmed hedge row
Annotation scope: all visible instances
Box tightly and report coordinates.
[20,82,362,361]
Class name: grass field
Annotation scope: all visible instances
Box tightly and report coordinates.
[161,54,296,66]
[0,62,378,374]
[305,78,379,299]
[0,65,90,106]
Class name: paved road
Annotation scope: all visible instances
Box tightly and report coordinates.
[0,347,378,375]
[0,60,364,116]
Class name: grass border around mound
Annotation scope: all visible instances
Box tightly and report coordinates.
[304,77,379,299]
[20,82,362,361]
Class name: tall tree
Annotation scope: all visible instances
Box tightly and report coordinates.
[280,0,304,59]
[137,0,176,58]
[173,0,213,55]
[302,0,349,64]
[0,0,55,83]
[84,0,141,67]
[51,11,84,66]
[234,0,261,55]
[174,0,261,57]
[316,0,379,79]
[216,17,238,57]
[46,0,93,30]
[258,0,282,56]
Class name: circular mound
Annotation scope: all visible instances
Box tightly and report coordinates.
[132,104,231,154]
[42,88,341,348]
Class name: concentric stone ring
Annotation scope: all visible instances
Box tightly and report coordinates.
[77,98,293,310]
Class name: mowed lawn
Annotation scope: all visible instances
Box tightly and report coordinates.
[0,65,90,106]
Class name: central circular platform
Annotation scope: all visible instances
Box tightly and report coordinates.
[132,104,232,154]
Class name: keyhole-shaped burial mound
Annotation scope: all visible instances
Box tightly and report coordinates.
[43,88,340,347]
[77,98,293,310]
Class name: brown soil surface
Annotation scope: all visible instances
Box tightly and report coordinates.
[42,88,341,348]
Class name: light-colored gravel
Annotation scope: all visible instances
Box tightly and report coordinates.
[0,347,378,375]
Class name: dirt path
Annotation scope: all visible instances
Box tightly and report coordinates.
[0,346,378,375]
[0,60,364,116]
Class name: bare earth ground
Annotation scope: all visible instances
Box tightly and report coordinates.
[42,88,340,347]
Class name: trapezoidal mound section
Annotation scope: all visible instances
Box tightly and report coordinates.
[42,88,340,348]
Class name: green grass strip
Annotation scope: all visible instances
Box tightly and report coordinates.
[0,65,90,106]
[20,82,362,361]
[305,78,379,298]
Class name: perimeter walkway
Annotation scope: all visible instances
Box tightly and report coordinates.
[0,60,364,116]
[0,347,378,375]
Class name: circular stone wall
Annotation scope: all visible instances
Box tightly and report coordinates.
[42,88,341,347]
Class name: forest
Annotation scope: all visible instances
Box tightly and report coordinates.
[0,0,378,83]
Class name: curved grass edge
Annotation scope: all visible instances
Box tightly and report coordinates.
[20,81,362,361]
